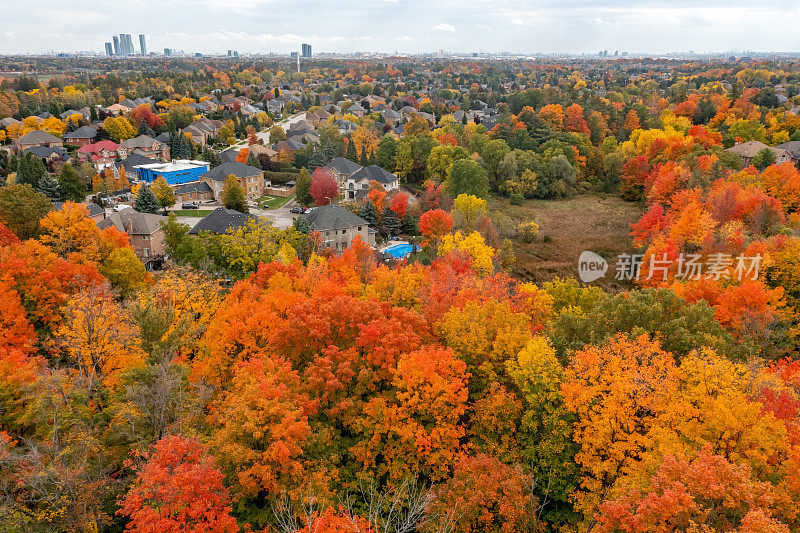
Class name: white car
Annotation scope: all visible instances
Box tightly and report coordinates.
[113,204,132,212]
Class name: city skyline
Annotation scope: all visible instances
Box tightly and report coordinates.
[2,1,800,55]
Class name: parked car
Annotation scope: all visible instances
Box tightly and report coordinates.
[290,206,307,214]
[113,204,132,212]
[182,202,199,209]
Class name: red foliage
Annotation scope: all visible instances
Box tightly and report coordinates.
[310,167,339,206]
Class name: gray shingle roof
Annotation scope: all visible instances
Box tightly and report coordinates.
[18,130,60,145]
[63,125,97,140]
[199,162,262,182]
[189,207,256,234]
[348,165,398,185]
[326,157,362,176]
[103,210,166,235]
[305,204,368,231]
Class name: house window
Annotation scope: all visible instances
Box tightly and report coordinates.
[142,235,149,241]
[142,248,150,257]
[358,226,362,231]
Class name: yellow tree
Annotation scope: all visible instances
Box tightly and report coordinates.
[58,287,143,399]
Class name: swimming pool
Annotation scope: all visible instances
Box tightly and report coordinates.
[384,243,414,258]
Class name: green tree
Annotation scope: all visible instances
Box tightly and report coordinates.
[752,147,776,171]
[480,138,511,190]
[37,174,62,202]
[269,125,286,144]
[0,183,52,239]
[359,199,377,226]
[151,176,176,210]
[295,167,313,206]
[376,135,398,173]
[16,152,46,188]
[222,175,248,213]
[446,158,490,199]
[135,183,161,214]
[58,162,86,202]
[381,206,400,236]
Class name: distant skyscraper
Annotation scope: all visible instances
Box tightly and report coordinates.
[290,51,299,60]
[122,34,134,55]
[233,51,238,57]
[139,34,147,55]
[164,48,173,56]
[302,43,312,58]
[227,50,232,57]
[105,42,113,56]
[112,35,120,55]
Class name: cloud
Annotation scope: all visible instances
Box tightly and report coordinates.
[432,23,455,32]
[511,18,525,25]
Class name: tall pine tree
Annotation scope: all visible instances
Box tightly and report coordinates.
[37,174,62,202]
[58,162,86,202]
[135,183,161,214]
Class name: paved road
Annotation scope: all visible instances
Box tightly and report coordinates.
[224,112,307,151]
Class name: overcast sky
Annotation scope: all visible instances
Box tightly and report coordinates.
[2,1,800,55]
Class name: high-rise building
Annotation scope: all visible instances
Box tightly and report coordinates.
[105,42,113,56]
[121,34,134,55]
[164,48,173,56]
[112,35,120,55]
[227,50,232,56]
[139,34,147,55]
[290,51,299,60]
[302,43,312,58]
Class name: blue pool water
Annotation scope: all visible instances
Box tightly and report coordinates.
[384,243,414,258]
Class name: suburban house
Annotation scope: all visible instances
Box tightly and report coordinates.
[344,165,400,199]
[306,204,375,250]
[63,125,98,147]
[23,145,68,166]
[775,141,800,163]
[324,156,364,194]
[98,210,167,270]
[726,140,793,167]
[189,207,256,235]
[76,140,119,168]
[134,160,210,185]
[16,130,63,152]
[175,181,214,203]
[182,117,223,147]
[118,135,170,160]
[198,162,267,200]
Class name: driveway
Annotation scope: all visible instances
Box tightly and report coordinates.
[250,196,302,229]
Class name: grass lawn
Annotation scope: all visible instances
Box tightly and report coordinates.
[257,195,293,209]
[170,209,214,217]
[492,194,643,292]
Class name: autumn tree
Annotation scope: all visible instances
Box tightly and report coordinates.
[117,435,239,533]
[222,175,249,213]
[446,158,489,199]
[0,183,52,239]
[419,208,453,248]
[151,176,176,210]
[310,167,339,206]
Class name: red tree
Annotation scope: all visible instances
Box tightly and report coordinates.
[117,435,239,533]
[419,209,453,247]
[389,192,410,219]
[310,167,339,206]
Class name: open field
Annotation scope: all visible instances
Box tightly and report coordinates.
[257,195,293,210]
[493,194,644,292]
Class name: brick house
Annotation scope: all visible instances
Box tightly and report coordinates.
[16,130,63,152]
[199,162,268,200]
[99,210,167,270]
[305,204,375,251]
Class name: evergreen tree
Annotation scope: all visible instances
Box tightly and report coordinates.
[246,152,261,170]
[135,183,161,214]
[359,147,369,166]
[90,105,98,122]
[17,153,47,188]
[58,162,86,202]
[382,206,400,236]
[295,167,313,206]
[292,215,311,234]
[359,200,377,226]
[401,213,418,235]
[345,137,357,162]
[37,173,62,202]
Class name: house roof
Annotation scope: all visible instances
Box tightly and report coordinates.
[120,135,163,150]
[101,210,166,235]
[726,140,788,159]
[117,154,159,173]
[775,141,800,156]
[24,146,67,159]
[348,165,398,185]
[77,140,119,153]
[188,207,256,235]
[175,181,213,194]
[199,162,262,181]
[326,156,362,176]
[306,204,369,231]
[18,130,60,145]
[64,125,98,140]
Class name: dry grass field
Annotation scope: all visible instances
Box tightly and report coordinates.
[492,194,644,292]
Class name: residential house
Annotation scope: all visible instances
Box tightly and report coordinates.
[188,207,256,235]
[182,117,222,147]
[76,140,119,168]
[344,165,400,200]
[118,135,170,160]
[199,162,268,199]
[104,103,130,116]
[98,210,167,270]
[174,181,214,203]
[323,156,363,193]
[306,204,375,250]
[726,140,792,167]
[63,125,98,147]
[774,141,800,163]
[16,130,63,152]
[23,145,68,166]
